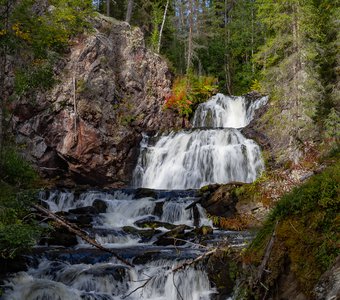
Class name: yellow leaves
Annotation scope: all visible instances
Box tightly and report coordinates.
[12,23,31,42]
[208,214,251,231]
[0,29,7,37]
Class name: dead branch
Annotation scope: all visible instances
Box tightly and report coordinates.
[123,246,220,298]
[172,248,218,273]
[256,221,278,283]
[33,204,134,267]
[172,273,184,300]
[122,276,154,299]
[172,237,209,248]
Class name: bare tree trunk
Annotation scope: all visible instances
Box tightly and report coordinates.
[224,0,232,95]
[125,0,134,23]
[106,0,110,16]
[251,0,255,74]
[157,0,169,54]
[186,0,194,74]
[0,0,11,161]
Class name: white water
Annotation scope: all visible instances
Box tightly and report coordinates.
[134,94,267,189]
[40,190,212,252]
[3,93,266,300]
[193,93,267,128]
[4,259,213,300]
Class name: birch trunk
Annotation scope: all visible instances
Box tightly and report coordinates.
[186,0,194,74]
[157,0,169,54]
[106,0,110,16]
[125,0,134,23]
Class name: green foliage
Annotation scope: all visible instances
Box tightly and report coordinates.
[149,1,163,51]
[246,162,340,295]
[1,0,94,95]
[0,183,43,258]
[164,75,218,117]
[14,59,56,94]
[324,108,340,140]
[1,146,38,187]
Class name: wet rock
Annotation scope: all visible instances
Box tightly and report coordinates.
[153,201,164,218]
[41,227,78,247]
[92,199,108,213]
[63,214,93,228]
[132,250,161,265]
[154,225,188,246]
[0,256,30,283]
[200,184,241,218]
[194,225,213,236]
[134,188,157,199]
[69,206,98,215]
[134,217,177,230]
[206,248,238,299]
[193,204,200,227]
[83,265,130,283]
[122,226,161,242]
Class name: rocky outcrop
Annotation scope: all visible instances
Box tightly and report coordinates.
[314,255,340,300]
[12,15,180,186]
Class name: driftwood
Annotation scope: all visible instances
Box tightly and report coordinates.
[256,221,278,283]
[33,204,134,267]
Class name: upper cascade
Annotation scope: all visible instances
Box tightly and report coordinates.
[193,93,268,128]
[133,93,268,190]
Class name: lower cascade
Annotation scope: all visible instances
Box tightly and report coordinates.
[2,189,253,300]
[3,94,265,300]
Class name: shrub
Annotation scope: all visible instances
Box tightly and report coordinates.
[0,183,43,258]
[1,146,38,188]
[245,162,340,295]
[164,75,218,118]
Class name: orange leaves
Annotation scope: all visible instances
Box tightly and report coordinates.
[164,75,218,118]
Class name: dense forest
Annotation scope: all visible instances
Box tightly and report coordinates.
[0,0,339,299]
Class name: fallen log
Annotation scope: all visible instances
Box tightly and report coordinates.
[256,221,278,283]
[33,204,134,267]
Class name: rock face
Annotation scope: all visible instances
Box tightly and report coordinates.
[12,15,179,186]
[314,255,340,300]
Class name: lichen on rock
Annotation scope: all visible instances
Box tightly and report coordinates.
[12,15,180,186]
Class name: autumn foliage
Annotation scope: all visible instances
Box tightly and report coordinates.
[164,75,217,117]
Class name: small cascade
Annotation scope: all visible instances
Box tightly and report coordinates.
[134,94,267,189]
[193,93,267,128]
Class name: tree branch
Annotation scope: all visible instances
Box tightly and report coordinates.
[33,204,134,267]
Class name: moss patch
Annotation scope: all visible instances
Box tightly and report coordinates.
[244,159,339,296]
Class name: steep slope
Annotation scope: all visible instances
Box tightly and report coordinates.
[12,16,179,186]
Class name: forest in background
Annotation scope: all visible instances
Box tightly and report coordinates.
[1,0,339,137]
[0,1,339,293]
[94,0,339,139]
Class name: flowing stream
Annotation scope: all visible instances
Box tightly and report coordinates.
[3,94,267,300]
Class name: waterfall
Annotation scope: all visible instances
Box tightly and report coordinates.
[134,94,267,189]
[3,93,266,300]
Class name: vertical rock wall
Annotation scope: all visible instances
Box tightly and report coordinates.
[12,16,179,186]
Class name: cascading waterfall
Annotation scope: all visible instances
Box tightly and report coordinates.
[3,93,266,300]
[134,94,267,189]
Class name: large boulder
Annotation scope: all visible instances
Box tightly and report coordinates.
[11,15,180,187]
